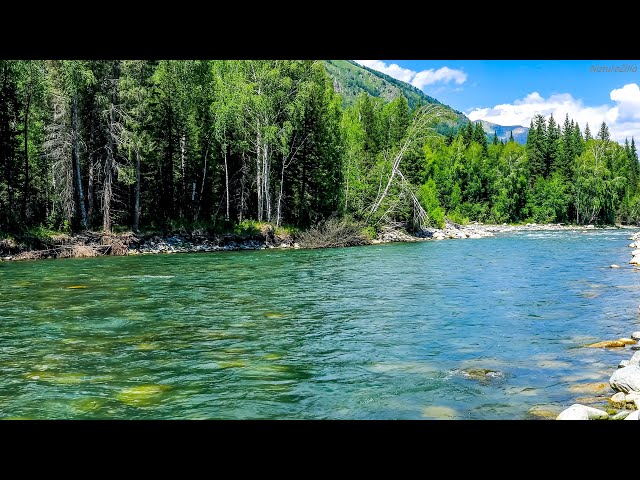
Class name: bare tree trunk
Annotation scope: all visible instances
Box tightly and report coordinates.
[133,147,141,233]
[180,133,186,218]
[240,152,246,222]
[71,95,87,230]
[276,155,285,227]
[87,109,96,226]
[224,144,230,221]
[256,128,263,221]
[103,62,119,233]
[264,142,270,222]
[21,91,31,220]
[198,140,209,220]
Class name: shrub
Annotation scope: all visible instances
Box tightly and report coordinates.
[297,217,370,249]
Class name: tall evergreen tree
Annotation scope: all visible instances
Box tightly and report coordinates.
[597,122,610,142]
[584,123,592,141]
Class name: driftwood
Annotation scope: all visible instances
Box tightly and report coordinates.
[11,231,137,261]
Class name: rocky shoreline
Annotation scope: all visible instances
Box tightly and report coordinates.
[556,231,640,420]
[0,221,630,262]
[0,221,635,262]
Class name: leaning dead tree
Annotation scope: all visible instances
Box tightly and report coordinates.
[366,104,450,229]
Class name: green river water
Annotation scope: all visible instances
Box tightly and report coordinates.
[0,229,639,419]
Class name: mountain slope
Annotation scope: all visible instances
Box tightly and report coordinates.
[324,60,529,143]
[473,120,529,145]
[325,60,468,133]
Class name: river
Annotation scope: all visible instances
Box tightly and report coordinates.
[0,229,638,419]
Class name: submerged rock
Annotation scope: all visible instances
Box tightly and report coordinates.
[610,264,621,268]
[459,367,505,382]
[557,404,609,420]
[610,365,640,393]
[527,405,562,420]
[116,384,169,407]
[618,338,638,345]
[587,340,626,348]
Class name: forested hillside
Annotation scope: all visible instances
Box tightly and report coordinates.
[0,60,638,242]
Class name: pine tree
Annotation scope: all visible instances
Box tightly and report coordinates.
[546,114,560,174]
[473,122,488,151]
[597,122,610,142]
[493,131,498,145]
[526,114,547,179]
[509,130,514,143]
[584,123,592,141]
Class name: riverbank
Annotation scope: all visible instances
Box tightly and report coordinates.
[556,230,640,420]
[0,222,635,262]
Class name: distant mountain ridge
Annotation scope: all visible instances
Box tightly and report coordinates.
[324,60,529,143]
[473,120,529,145]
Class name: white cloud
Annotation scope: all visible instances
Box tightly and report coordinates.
[354,60,467,90]
[355,60,415,83]
[412,67,467,89]
[466,84,640,143]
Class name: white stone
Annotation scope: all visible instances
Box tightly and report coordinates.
[611,392,626,404]
[610,264,621,268]
[630,243,637,248]
[619,360,630,369]
[612,410,632,420]
[556,404,609,420]
[624,392,640,403]
[610,365,640,393]
[630,256,640,265]
[624,411,640,420]
[631,332,640,341]
[630,351,640,367]
[633,249,640,256]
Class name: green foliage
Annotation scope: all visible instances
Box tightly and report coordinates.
[446,209,469,225]
[1,59,639,243]
[417,180,445,229]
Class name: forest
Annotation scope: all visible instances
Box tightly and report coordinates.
[1,59,639,241]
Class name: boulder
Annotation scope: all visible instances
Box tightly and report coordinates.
[631,331,640,341]
[632,345,640,351]
[610,365,640,393]
[556,404,609,420]
[611,392,627,405]
[630,256,640,265]
[633,249,640,256]
[625,392,640,404]
[619,360,630,369]
[630,351,640,367]
[624,411,640,420]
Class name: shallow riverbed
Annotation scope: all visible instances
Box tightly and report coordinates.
[0,229,638,419]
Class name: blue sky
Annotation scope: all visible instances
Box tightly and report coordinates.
[355,60,640,142]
